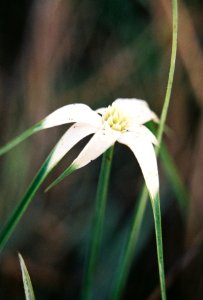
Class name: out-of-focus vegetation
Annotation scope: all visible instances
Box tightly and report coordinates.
[0,0,203,299]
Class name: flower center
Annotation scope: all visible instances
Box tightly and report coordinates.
[102,104,129,132]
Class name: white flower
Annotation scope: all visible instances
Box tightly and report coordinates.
[41,98,159,199]
[0,98,159,199]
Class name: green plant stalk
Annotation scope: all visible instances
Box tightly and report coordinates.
[82,146,114,300]
[152,193,166,300]
[111,186,148,300]
[111,0,178,299]
[157,0,178,145]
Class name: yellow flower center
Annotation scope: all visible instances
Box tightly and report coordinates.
[102,104,129,132]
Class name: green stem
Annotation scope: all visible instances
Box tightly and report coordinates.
[111,0,178,299]
[152,194,166,300]
[157,0,178,146]
[82,146,114,300]
[111,187,148,300]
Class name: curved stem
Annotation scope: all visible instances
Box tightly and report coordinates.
[110,0,178,299]
[157,0,178,146]
[82,146,114,300]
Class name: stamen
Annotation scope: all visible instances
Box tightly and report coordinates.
[102,104,129,132]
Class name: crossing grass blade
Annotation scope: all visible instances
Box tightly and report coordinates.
[0,153,52,251]
[0,131,79,252]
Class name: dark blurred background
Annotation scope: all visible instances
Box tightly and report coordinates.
[0,0,203,299]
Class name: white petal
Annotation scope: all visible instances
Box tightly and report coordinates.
[95,107,106,115]
[47,123,97,171]
[72,128,121,169]
[129,124,158,145]
[118,130,159,200]
[112,98,158,125]
[42,103,102,129]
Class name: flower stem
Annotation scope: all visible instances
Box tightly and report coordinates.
[152,193,166,300]
[157,0,178,146]
[82,146,114,300]
[110,0,178,299]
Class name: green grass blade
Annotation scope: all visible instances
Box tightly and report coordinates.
[82,146,114,300]
[160,143,189,215]
[45,164,76,192]
[0,122,43,156]
[111,187,148,300]
[153,1,179,294]
[0,150,76,251]
[111,0,178,298]
[18,253,36,300]
[152,194,166,300]
[156,0,178,146]
[0,153,52,251]
[148,123,189,216]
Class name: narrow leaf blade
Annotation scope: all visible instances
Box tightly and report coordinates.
[0,122,42,156]
[45,164,76,192]
[18,254,36,300]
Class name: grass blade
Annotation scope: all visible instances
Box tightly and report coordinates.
[160,143,189,215]
[0,122,42,156]
[111,187,148,300]
[111,0,178,298]
[0,149,77,251]
[148,123,189,217]
[0,153,52,251]
[82,146,114,300]
[18,253,36,300]
[152,194,166,300]
[45,164,76,192]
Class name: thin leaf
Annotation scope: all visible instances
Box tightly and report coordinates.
[18,254,36,300]
[160,143,189,215]
[0,153,52,251]
[45,164,76,192]
[111,187,148,300]
[0,150,77,251]
[82,146,114,300]
[151,194,166,300]
[0,122,42,156]
[148,123,189,217]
